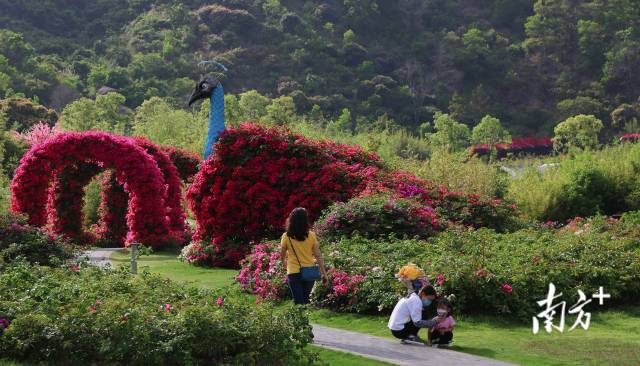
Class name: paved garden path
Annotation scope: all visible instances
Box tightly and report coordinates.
[79,248,121,268]
[312,324,516,366]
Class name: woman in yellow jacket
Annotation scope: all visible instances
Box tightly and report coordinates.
[280,207,328,304]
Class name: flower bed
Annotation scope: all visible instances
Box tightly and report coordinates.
[238,213,640,319]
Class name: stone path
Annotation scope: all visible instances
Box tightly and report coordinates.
[312,324,516,366]
[79,248,121,268]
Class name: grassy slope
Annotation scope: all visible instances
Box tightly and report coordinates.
[111,251,640,366]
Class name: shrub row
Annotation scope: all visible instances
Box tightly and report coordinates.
[0,263,314,365]
[238,212,640,320]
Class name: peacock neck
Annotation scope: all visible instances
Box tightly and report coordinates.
[204,84,225,160]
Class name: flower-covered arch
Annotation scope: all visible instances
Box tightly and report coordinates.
[11,131,174,247]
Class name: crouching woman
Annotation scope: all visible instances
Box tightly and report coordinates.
[387,285,440,343]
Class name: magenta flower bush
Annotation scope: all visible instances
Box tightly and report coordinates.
[235,242,289,301]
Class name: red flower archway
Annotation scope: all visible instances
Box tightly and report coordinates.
[11,131,174,247]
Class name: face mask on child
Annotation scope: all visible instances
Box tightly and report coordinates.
[437,309,448,316]
[422,299,432,306]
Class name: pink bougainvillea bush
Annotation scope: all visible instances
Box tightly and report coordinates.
[10,131,175,248]
[235,242,289,301]
[187,123,383,266]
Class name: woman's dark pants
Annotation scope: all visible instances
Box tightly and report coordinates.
[391,321,420,339]
[288,273,315,304]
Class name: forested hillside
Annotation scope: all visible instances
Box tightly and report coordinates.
[1,0,639,135]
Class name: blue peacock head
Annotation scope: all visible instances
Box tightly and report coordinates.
[189,60,228,160]
[188,76,221,106]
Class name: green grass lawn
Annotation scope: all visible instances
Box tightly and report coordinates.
[108,251,640,366]
[110,250,237,289]
[310,308,640,366]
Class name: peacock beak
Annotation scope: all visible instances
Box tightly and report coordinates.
[188,88,206,106]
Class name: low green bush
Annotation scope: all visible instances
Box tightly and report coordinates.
[0,214,74,267]
[314,213,640,319]
[508,143,640,221]
[0,263,314,365]
[315,194,440,242]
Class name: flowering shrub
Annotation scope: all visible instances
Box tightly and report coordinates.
[315,194,441,242]
[619,133,640,143]
[316,215,640,319]
[11,122,60,146]
[0,262,315,365]
[178,241,214,266]
[0,213,73,267]
[10,131,173,248]
[235,242,289,301]
[160,145,201,182]
[187,123,378,265]
[311,269,365,312]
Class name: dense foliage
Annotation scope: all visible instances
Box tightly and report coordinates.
[319,213,640,318]
[508,143,640,221]
[0,213,73,267]
[2,1,640,138]
[0,263,314,365]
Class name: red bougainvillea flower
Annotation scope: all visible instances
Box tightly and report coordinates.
[96,137,186,245]
[501,283,513,294]
[187,123,383,266]
[216,297,223,306]
[437,273,445,286]
[10,131,172,248]
[160,145,202,182]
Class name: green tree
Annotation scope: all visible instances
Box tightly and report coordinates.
[238,90,270,121]
[471,115,511,146]
[343,29,356,44]
[224,94,242,126]
[327,108,353,134]
[553,114,603,152]
[262,96,296,126]
[132,97,206,155]
[428,112,470,153]
[556,96,604,122]
[59,93,130,134]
